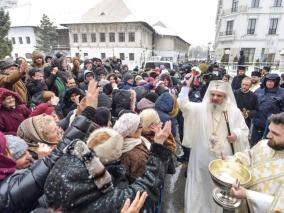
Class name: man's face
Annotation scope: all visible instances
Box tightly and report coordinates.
[266,80,275,89]
[210,91,226,105]
[32,72,44,81]
[16,151,32,169]
[3,66,18,75]
[267,122,284,150]
[67,79,77,88]
[238,69,246,76]
[2,96,16,109]
[70,93,78,103]
[86,63,93,70]
[86,73,94,82]
[241,80,251,93]
[251,76,260,84]
[47,58,52,64]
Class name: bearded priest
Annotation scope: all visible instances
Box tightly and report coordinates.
[177,75,249,213]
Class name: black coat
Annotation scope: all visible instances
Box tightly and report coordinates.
[234,89,258,127]
[44,143,171,213]
[231,75,247,91]
[26,79,48,97]
[0,107,97,213]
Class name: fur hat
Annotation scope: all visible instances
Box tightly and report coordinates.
[87,128,124,164]
[139,109,161,131]
[113,113,141,138]
[5,135,28,160]
[0,58,18,71]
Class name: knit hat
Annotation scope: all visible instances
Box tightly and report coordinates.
[87,128,124,164]
[103,82,113,96]
[251,71,261,77]
[5,135,28,160]
[98,93,112,109]
[123,72,134,82]
[137,98,155,112]
[93,107,111,127]
[139,109,161,131]
[29,103,54,117]
[145,92,159,103]
[17,115,57,152]
[113,113,141,138]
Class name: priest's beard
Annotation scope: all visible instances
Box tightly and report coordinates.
[209,102,226,114]
[268,139,284,150]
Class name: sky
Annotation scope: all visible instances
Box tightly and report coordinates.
[16,0,219,46]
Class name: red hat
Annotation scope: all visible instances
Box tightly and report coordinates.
[30,103,54,117]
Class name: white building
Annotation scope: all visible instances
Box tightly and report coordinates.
[62,0,190,67]
[215,0,284,67]
[0,0,17,9]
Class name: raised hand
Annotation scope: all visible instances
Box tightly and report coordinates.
[150,121,172,144]
[121,191,148,213]
[86,79,99,109]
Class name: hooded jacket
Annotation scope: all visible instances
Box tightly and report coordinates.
[0,107,98,213]
[0,88,30,135]
[253,73,284,128]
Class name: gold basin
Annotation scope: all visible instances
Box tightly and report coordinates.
[209,159,251,187]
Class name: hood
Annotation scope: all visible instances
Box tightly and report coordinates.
[83,70,94,80]
[262,73,280,89]
[155,92,179,117]
[0,88,22,109]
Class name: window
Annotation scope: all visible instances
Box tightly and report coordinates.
[268,18,278,34]
[75,53,80,57]
[120,53,125,60]
[226,20,234,35]
[100,33,106,42]
[109,32,115,42]
[129,32,135,42]
[18,37,23,44]
[11,37,16,44]
[26,36,31,44]
[91,33,96,42]
[84,53,88,57]
[101,53,106,59]
[119,32,125,42]
[129,53,134,61]
[82,33,87,43]
[273,0,282,7]
[247,19,256,34]
[251,0,260,8]
[241,48,255,63]
[73,34,78,43]
[231,0,238,12]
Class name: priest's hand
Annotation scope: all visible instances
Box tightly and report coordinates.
[230,185,247,199]
[227,133,237,143]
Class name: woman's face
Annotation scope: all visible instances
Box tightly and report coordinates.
[46,121,63,143]
[163,79,169,87]
[109,76,116,84]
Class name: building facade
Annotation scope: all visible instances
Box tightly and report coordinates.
[215,0,284,67]
[0,0,17,9]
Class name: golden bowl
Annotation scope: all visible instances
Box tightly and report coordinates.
[208,159,251,189]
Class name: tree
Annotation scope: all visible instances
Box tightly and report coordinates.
[36,14,58,53]
[0,8,12,58]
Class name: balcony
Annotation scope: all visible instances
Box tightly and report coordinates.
[218,31,236,41]
[222,5,248,16]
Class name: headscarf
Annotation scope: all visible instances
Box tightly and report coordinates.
[0,132,16,180]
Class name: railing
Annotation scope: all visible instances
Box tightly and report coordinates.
[219,31,235,36]
[222,5,248,16]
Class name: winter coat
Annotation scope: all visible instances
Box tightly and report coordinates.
[26,78,48,97]
[231,75,247,91]
[234,89,259,127]
[0,89,30,135]
[44,66,66,97]
[120,142,149,183]
[155,92,179,137]
[252,74,284,128]
[118,81,134,90]
[0,106,98,213]
[0,71,28,104]
[79,81,89,91]
[44,143,171,213]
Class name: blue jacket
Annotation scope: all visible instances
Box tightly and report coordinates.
[252,74,284,128]
[118,82,135,90]
[155,92,178,137]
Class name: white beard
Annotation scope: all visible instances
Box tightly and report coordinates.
[208,102,226,114]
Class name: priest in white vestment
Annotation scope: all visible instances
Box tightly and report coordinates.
[177,78,249,213]
[230,112,284,213]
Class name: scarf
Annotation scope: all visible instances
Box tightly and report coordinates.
[55,77,65,97]
[122,136,150,153]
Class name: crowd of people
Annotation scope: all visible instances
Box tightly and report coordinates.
[0,50,284,213]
